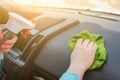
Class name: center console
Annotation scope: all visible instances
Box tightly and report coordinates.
[0,12,79,80]
[1,28,40,80]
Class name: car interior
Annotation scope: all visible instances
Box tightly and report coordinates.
[0,0,120,80]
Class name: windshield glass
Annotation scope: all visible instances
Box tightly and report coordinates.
[11,0,120,15]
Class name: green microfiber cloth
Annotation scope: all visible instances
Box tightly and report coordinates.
[68,30,106,70]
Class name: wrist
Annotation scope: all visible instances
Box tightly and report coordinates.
[67,64,87,79]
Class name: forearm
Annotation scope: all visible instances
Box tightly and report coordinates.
[59,72,80,80]
[60,64,86,80]
[66,64,86,80]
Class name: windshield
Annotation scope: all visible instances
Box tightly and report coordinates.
[11,0,120,15]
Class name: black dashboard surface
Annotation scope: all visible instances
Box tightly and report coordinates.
[2,3,120,80]
[33,11,120,80]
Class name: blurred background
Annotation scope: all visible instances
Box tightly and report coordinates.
[0,0,120,16]
[4,0,120,14]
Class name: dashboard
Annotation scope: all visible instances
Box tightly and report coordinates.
[0,5,120,80]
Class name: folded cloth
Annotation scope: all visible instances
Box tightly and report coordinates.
[68,30,106,70]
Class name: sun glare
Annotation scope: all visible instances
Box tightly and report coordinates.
[3,0,120,14]
[11,0,69,8]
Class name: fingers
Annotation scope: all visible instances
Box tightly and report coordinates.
[1,44,12,53]
[82,39,90,47]
[1,45,8,53]
[75,38,83,48]
[83,39,98,52]
[1,35,18,53]
[1,48,10,53]
[1,42,14,53]
[88,41,94,48]
[4,35,18,45]
[76,38,97,49]
[92,44,98,52]
[1,45,13,49]
[0,28,18,53]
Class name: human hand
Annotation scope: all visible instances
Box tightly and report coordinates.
[0,28,18,53]
[67,38,98,79]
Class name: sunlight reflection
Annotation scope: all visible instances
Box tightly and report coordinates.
[9,0,120,14]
